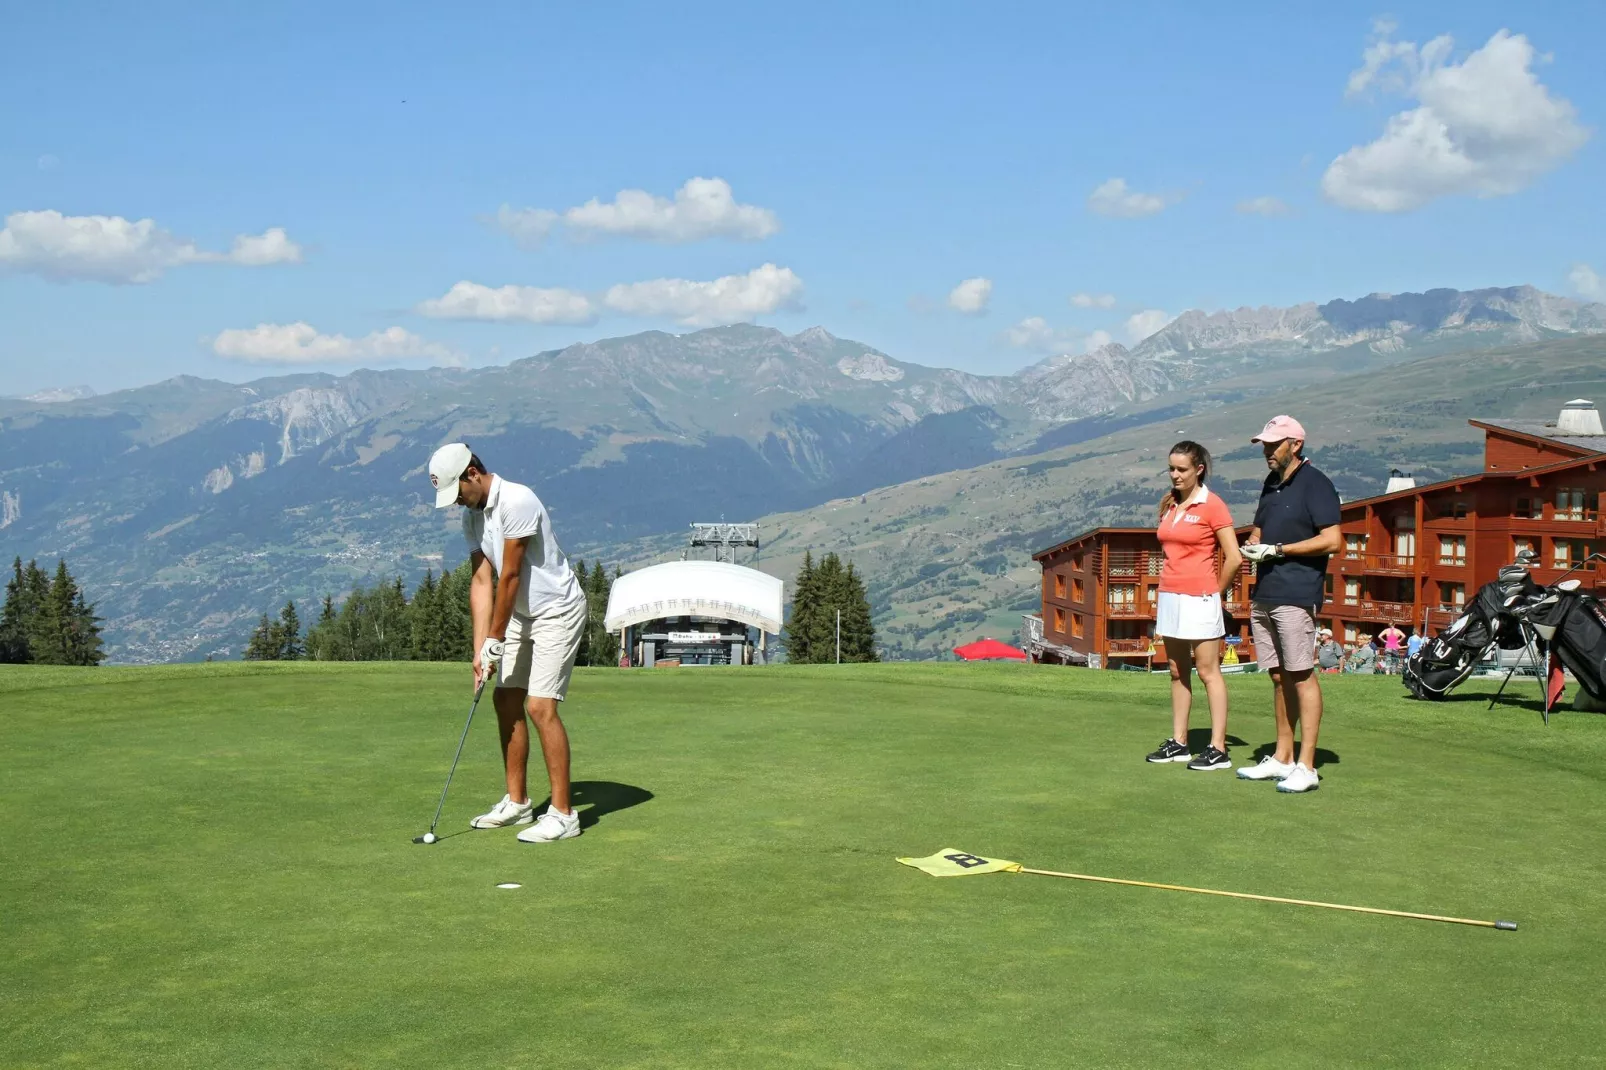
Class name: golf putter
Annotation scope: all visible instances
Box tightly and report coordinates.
[414,678,489,844]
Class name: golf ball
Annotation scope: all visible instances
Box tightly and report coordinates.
[422,833,437,844]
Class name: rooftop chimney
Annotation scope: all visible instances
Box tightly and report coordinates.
[1557,399,1604,437]
[1386,468,1417,494]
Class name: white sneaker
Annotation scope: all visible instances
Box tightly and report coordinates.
[517,805,582,843]
[1276,763,1321,793]
[1236,756,1295,781]
[470,794,535,829]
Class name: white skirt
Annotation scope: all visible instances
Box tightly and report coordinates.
[1156,591,1225,641]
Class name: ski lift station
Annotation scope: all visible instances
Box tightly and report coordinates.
[604,560,784,667]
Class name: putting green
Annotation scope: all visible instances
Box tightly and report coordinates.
[3,662,1604,1068]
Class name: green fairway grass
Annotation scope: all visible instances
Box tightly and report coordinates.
[3,662,1605,1069]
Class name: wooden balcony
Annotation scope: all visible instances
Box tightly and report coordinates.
[1333,599,1415,623]
[1105,638,1155,656]
[1105,601,1149,618]
[1333,552,1416,577]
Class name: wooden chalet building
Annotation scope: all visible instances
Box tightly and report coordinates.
[1026,399,1606,668]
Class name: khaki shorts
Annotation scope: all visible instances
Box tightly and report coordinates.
[1250,603,1318,673]
[498,594,588,700]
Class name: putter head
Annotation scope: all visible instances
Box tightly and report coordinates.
[412,834,436,844]
[1496,920,1518,931]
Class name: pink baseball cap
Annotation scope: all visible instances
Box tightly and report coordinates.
[1252,415,1306,444]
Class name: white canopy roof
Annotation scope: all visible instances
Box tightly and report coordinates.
[603,561,785,635]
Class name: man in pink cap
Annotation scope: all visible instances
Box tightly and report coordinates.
[1236,416,1343,793]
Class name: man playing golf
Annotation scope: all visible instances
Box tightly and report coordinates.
[1237,416,1342,793]
[428,442,587,842]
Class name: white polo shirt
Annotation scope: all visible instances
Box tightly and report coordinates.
[462,474,583,617]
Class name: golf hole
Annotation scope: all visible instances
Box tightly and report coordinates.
[496,882,522,890]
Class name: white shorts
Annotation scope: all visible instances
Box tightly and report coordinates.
[498,594,588,700]
[1156,591,1225,641]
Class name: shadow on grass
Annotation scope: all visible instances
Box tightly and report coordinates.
[1250,742,1342,769]
[1186,728,1249,751]
[540,780,655,831]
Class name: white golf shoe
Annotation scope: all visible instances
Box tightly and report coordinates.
[1236,755,1295,781]
[1276,763,1321,794]
[517,806,582,843]
[470,794,535,829]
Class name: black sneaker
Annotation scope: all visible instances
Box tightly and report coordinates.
[1187,745,1231,771]
[1146,738,1191,763]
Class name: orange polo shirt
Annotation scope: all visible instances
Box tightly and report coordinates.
[1157,486,1233,596]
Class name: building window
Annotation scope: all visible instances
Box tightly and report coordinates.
[1343,623,1359,644]
[1054,573,1066,599]
[1109,584,1136,608]
[1438,535,1467,566]
[1324,574,1334,596]
[1554,539,1597,569]
[1146,554,1163,577]
[1393,530,1415,564]
[1344,579,1360,606]
[1071,552,1084,571]
[1052,607,1066,632]
[1440,581,1465,607]
[1557,488,1588,522]
[1344,534,1367,559]
[1070,613,1084,639]
[1145,583,1159,606]
[1071,577,1084,602]
[1514,497,1543,520]
[1514,537,1534,561]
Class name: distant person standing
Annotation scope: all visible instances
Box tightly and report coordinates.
[1237,416,1343,794]
[428,443,589,843]
[1379,622,1406,674]
[1145,441,1243,771]
[1407,630,1425,660]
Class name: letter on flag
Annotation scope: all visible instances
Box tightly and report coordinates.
[896,848,1023,877]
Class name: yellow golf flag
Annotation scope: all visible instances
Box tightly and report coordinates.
[897,848,1023,877]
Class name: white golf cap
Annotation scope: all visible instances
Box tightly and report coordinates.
[428,443,473,509]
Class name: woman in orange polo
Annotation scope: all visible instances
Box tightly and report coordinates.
[1145,441,1243,770]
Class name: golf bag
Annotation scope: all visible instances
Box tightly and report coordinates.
[1403,569,1539,701]
[1518,589,1606,701]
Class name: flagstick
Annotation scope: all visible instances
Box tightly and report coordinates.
[1017,868,1516,930]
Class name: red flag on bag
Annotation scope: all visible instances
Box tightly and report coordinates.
[1547,652,1568,709]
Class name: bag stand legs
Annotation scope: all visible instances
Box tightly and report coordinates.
[1487,625,1553,725]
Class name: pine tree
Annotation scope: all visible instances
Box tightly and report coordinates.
[66,587,105,666]
[21,561,51,664]
[244,614,279,660]
[307,595,339,660]
[583,561,618,666]
[410,570,443,661]
[278,601,303,660]
[438,560,475,661]
[785,551,818,663]
[573,560,592,666]
[838,562,879,662]
[0,557,30,664]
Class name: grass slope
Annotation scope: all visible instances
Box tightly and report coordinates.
[4,663,1605,1068]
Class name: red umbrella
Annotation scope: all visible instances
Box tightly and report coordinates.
[953,638,1028,661]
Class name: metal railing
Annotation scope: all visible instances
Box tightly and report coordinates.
[1333,552,1417,576]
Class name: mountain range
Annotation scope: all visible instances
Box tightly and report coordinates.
[2,284,1603,662]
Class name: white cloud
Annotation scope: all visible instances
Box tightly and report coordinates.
[602,263,803,326]
[1323,27,1588,212]
[492,206,559,250]
[1006,318,1119,355]
[212,323,460,366]
[224,227,303,266]
[1087,178,1173,218]
[417,281,598,325]
[1069,292,1116,308]
[1126,309,1175,343]
[1085,329,1114,351]
[946,277,993,314]
[419,264,803,329]
[1236,196,1292,216]
[1570,263,1604,301]
[0,210,303,284]
[494,177,779,246]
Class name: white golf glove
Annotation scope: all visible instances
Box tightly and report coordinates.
[478,637,505,671]
[1241,543,1283,563]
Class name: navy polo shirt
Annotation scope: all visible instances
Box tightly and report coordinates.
[1251,460,1341,607]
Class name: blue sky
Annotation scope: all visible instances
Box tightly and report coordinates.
[2,1,1603,395]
